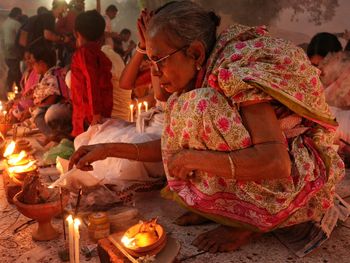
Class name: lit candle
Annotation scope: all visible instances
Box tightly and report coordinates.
[74,218,81,263]
[66,215,75,263]
[137,103,142,117]
[14,85,19,94]
[129,104,134,122]
[143,101,148,112]
[2,110,7,116]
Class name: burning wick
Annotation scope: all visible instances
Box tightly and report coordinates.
[8,160,37,174]
[7,150,28,166]
[121,236,136,248]
[143,101,148,112]
[3,141,16,158]
[137,103,142,117]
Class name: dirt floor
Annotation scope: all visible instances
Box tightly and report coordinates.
[1,134,350,263]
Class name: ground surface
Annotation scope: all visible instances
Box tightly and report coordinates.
[1,134,350,263]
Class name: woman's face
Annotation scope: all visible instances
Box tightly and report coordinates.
[31,54,47,75]
[24,51,34,70]
[310,54,324,68]
[146,31,197,95]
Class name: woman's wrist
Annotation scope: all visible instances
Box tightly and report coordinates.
[104,143,118,159]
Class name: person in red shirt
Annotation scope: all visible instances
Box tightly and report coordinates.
[70,10,113,137]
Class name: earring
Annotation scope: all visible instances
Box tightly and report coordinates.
[196,65,202,71]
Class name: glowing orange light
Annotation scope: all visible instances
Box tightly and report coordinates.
[3,141,15,158]
[7,151,28,166]
[8,160,37,174]
[121,235,136,248]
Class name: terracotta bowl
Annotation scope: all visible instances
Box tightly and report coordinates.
[123,223,167,254]
[13,191,69,241]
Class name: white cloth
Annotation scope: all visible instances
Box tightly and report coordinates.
[50,157,101,189]
[330,106,350,144]
[103,15,114,48]
[73,111,165,188]
[319,52,350,146]
[101,45,131,121]
[0,17,21,59]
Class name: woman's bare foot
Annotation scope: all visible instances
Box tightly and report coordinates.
[175,211,211,226]
[192,225,258,253]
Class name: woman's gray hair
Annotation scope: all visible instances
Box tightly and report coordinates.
[148,1,220,56]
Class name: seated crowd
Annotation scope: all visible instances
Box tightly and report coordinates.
[2,0,350,255]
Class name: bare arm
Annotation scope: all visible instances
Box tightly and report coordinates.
[119,51,145,90]
[168,102,291,181]
[69,139,162,170]
[43,29,69,43]
[119,10,150,90]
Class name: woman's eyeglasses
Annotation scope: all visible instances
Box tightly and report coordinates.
[149,45,189,72]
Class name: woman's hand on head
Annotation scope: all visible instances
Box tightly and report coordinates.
[137,9,152,49]
[68,144,107,171]
[168,150,197,180]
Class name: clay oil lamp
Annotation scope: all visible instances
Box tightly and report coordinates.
[4,141,37,184]
[121,218,167,257]
[13,174,70,241]
[2,141,38,203]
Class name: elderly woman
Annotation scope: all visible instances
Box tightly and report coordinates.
[70,1,344,253]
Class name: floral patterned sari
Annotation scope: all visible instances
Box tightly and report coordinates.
[162,24,345,232]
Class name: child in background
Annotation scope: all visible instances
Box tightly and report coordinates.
[70,10,113,137]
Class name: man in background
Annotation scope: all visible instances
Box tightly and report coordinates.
[103,4,119,48]
[1,7,22,95]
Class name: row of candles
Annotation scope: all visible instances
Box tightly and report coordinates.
[129,101,148,122]
[0,84,20,118]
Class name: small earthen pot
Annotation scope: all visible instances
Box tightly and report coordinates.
[123,222,167,256]
[13,191,69,241]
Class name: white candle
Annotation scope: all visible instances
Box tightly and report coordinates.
[66,215,75,263]
[143,101,148,112]
[129,104,134,122]
[74,218,81,263]
[137,103,142,117]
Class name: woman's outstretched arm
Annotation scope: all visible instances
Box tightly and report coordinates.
[69,139,162,171]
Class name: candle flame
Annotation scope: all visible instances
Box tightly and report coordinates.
[0,132,4,141]
[121,235,136,248]
[4,141,16,157]
[66,214,73,223]
[8,160,36,174]
[7,151,27,166]
[74,218,81,227]
[143,101,148,111]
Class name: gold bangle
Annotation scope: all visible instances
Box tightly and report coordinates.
[228,153,235,178]
[136,43,147,54]
[132,143,140,161]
